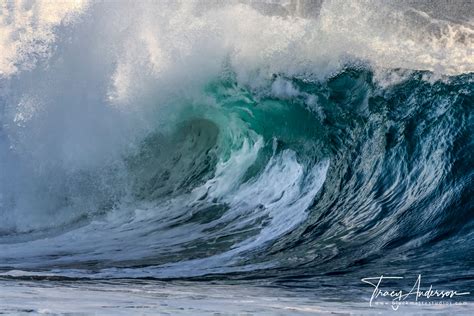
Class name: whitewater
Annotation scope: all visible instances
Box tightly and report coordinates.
[0,0,473,314]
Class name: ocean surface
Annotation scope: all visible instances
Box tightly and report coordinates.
[0,1,473,314]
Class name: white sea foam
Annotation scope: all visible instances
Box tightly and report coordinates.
[0,0,89,77]
[0,0,471,276]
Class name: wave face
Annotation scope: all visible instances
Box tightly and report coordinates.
[0,0,473,289]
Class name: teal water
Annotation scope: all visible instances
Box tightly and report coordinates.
[0,1,473,314]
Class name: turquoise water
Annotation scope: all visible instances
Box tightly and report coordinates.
[0,1,473,314]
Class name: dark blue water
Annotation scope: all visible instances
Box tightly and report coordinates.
[0,1,473,314]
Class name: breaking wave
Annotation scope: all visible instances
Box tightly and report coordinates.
[0,1,472,286]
